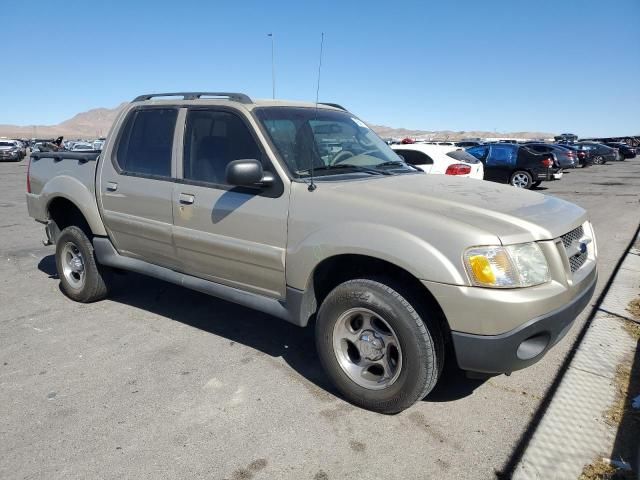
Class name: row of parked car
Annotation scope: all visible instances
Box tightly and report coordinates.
[0,137,107,161]
[389,138,636,189]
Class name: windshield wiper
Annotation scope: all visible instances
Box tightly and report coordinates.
[296,164,392,176]
[375,160,419,170]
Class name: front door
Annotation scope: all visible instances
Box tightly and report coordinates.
[172,107,288,298]
[97,107,179,269]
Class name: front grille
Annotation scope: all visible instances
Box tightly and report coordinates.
[561,225,588,274]
[569,251,587,273]
[561,225,584,249]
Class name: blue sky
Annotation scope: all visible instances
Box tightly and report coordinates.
[3,0,639,136]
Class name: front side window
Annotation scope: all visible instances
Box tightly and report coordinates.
[255,107,414,178]
[183,109,264,185]
[115,108,177,177]
[467,145,488,160]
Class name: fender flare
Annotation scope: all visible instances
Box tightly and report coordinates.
[41,175,107,236]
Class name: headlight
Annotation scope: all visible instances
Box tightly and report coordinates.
[464,242,550,288]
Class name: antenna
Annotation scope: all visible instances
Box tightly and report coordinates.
[308,32,324,192]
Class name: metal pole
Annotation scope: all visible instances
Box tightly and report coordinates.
[268,33,275,99]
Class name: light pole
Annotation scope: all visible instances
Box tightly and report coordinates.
[267,33,275,99]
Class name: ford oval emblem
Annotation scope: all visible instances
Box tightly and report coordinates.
[579,242,588,254]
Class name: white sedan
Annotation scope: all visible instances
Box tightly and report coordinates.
[392,143,484,179]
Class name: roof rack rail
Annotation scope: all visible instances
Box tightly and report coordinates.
[319,102,347,111]
[132,92,252,103]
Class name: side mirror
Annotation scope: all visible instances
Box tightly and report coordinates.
[225,159,273,187]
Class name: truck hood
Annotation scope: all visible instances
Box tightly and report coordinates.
[324,174,587,244]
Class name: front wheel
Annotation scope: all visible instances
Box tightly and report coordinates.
[55,226,110,302]
[315,278,444,414]
[510,170,533,189]
[593,155,604,165]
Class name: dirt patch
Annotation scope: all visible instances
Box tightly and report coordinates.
[605,355,640,427]
[626,298,640,323]
[349,440,366,453]
[579,458,634,479]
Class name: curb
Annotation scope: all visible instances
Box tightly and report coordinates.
[511,232,640,479]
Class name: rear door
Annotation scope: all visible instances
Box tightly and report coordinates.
[486,145,517,183]
[172,107,289,298]
[97,107,179,268]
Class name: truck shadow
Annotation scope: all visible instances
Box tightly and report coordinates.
[38,254,485,405]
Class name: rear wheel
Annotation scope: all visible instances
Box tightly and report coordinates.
[593,155,604,165]
[510,170,533,189]
[315,278,444,414]
[55,226,110,302]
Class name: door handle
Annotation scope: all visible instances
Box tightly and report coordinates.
[179,193,195,205]
[106,182,118,192]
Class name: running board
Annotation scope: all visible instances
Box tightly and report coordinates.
[92,237,295,323]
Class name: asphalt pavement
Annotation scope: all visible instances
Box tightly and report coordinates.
[1,156,639,480]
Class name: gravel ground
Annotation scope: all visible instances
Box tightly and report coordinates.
[1,156,639,480]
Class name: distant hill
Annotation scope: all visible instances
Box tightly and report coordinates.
[0,103,554,141]
[0,103,127,139]
[370,124,555,141]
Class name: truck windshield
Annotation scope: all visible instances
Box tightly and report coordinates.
[255,107,416,178]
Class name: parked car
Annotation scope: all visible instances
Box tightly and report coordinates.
[556,143,594,168]
[27,91,597,414]
[13,140,27,159]
[466,143,561,189]
[456,141,483,148]
[525,143,577,169]
[576,142,618,165]
[604,142,636,159]
[391,144,484,179]
[0,139,22,161]
[71,142,94,151]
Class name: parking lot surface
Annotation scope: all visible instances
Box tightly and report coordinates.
[1,158,639,479]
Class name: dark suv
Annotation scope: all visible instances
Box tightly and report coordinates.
[467,143,561,189]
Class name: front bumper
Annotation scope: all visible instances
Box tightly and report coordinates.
[449,272,597,374]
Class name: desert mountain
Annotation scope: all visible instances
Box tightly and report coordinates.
[0,103,554,140]
[0,103,127,139]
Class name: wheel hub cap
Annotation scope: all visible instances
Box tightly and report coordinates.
[70,256,84,272]
[332,307,403,390]
[357,330,385,361]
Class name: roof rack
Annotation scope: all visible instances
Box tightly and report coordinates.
[319,102,347,111]
[132,92,252,103]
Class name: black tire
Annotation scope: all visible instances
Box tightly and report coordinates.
[315,278,444,414]
[593,155,604,165]
[510,170,533,189]
[55,226,110,302]
[532,180,542,188]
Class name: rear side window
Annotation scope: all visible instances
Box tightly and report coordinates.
[115,108,177,177]
[487,145,516,167]
[446,150,479,164]
[393,149,434,166]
